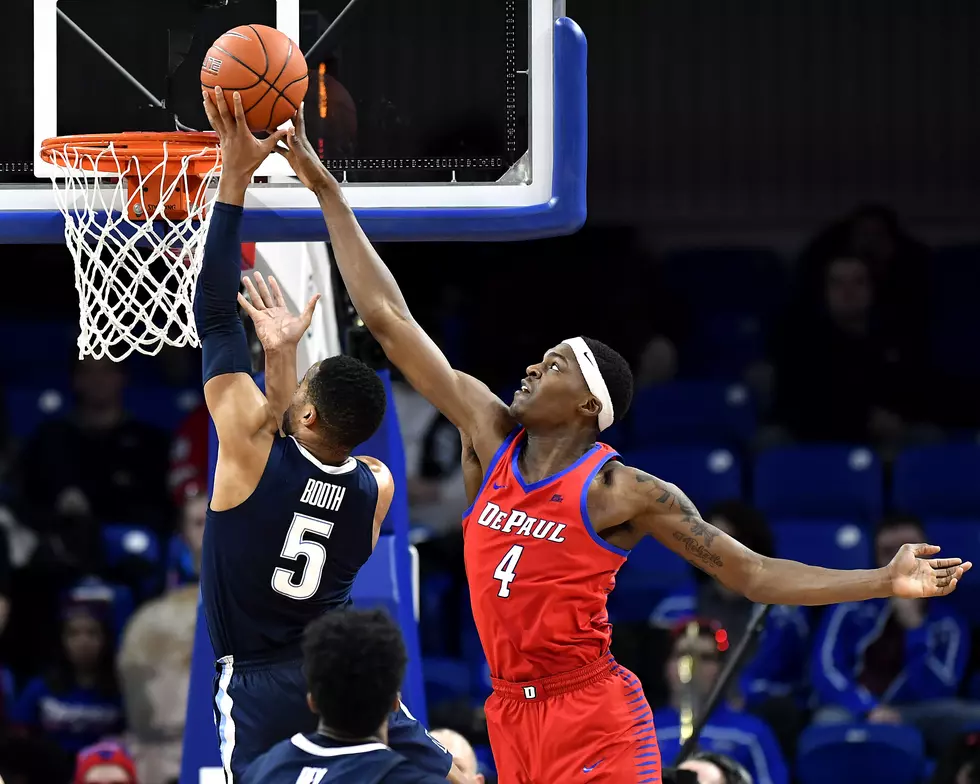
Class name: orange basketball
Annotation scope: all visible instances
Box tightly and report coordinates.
[201,25,308,132]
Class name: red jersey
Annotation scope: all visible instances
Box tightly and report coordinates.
[462,429,629,683]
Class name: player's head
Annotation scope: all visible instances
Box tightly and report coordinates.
[430,729,484,784]
[509,336,633,436]
[665,618,725,708]
[681,752,754,784]
[303,609,407,740]
[874,513,925,568]
[284,355,387,451]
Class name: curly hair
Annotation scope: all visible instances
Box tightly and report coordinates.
[307,355,387,449]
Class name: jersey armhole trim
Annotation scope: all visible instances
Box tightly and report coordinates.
[461,428,522,519]
[580,453,631,558]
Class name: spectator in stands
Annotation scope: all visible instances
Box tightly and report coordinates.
[679,751,754,784]
[165,490,206,590]
[73,740,139,784]
[797,205,931,331]
[117,583,198,784]
[20,358,172,563]
[167,402,209,508]
[653,620,789,784]
[430,729,485,784]
[769,254,930,445]
[10,596,124,764]
[812,513,980,755]
[650,501,809,756]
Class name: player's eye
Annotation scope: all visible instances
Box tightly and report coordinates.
[549,362,560,371]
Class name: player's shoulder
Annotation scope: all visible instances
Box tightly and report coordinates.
[355,454,392,479]
[382,757,450,784]
[239,735,295,784]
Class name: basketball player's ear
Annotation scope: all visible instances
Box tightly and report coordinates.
[580,395,602,421]
[301,403,318,428]
[391,693,402,713]
[306,692,317,715]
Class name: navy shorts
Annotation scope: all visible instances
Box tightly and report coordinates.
[213,657,452,782]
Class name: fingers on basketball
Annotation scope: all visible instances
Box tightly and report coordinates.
[214,86,232,124]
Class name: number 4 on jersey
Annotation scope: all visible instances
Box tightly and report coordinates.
[494,544,524,598]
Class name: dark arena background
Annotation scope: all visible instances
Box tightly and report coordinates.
[0,1,979,783]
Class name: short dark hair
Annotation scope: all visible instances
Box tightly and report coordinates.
[303,609,407,738]
[581,337,633,425]
[687,751,753,784]
[308,355,387,449]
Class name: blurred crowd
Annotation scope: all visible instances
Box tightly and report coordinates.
[0,204,977,784]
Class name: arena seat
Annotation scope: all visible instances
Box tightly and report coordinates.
[123,385,201,431]
[627,446,742,510]
[0,321,76,383]
[629,382,756,447]
[893,444,980,518]
[923,519,980,623]
[681,311,767,379]
[608,538,693,623]
[422,656,471,707]
[753,446,882,524]
[771,519,872,571]
[662,247,788,317]
[103,524,163,568]
[796,724,925,784]
[5,384,70,439]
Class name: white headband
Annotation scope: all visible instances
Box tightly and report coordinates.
[563,337,615,432]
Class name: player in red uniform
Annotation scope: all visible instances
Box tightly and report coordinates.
[277,111,972,783]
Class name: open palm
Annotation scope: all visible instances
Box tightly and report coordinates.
[888,543,972,598]
[238,272,320,353]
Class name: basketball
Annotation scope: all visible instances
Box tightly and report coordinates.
[201,25,308,133]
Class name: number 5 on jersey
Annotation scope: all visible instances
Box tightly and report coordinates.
[494,544,524,598]
[272,513,335,600]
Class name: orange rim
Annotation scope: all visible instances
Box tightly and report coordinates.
[40,132,220,176]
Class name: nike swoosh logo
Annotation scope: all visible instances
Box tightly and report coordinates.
[582,760,604,773]
[493,483,507,490]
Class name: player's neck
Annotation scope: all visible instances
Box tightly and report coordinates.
[317,722,387,746]
[292,433,351,467]
[519,428,596,483]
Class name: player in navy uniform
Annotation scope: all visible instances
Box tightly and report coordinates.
[245,609,448,784]
[198,87,459,783]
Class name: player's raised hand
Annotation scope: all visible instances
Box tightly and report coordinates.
[888,543,972,598]
[238,272,321,352]
[277,105,339,196]
[204,86,287,185]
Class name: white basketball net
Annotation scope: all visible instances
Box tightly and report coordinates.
[46,141,222,361]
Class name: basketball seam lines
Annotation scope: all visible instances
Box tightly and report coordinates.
[203,30,306,128]
[253,32,295,130]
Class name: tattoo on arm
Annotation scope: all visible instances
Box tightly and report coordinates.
[635,471,723,568]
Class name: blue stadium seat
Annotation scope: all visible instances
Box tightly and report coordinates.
[923,519,980,623]
[627,447,742,510]
[422,657,471,706]
[893,445,980,518]
[608,538,693,623]
[754,446,882,524]
[629,382,756,447]
[772,520,872,571]
[662,247,788,317]
[124,386,201,431]
[102,524,162,568]
[5,384,70,440]
[681,312,767,379]
[796,724,925,784]
[930,245,980,378]
[0,321,76,384]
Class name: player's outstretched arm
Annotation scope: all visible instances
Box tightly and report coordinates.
[198,89,288,507]
[238,272,320,430]
[618,466,972,605]
[275,109,512,462]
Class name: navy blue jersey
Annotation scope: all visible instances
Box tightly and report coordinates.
[202,435,379,662]
[243,732,447,784]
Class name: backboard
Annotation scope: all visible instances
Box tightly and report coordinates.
[0,0,586,243]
